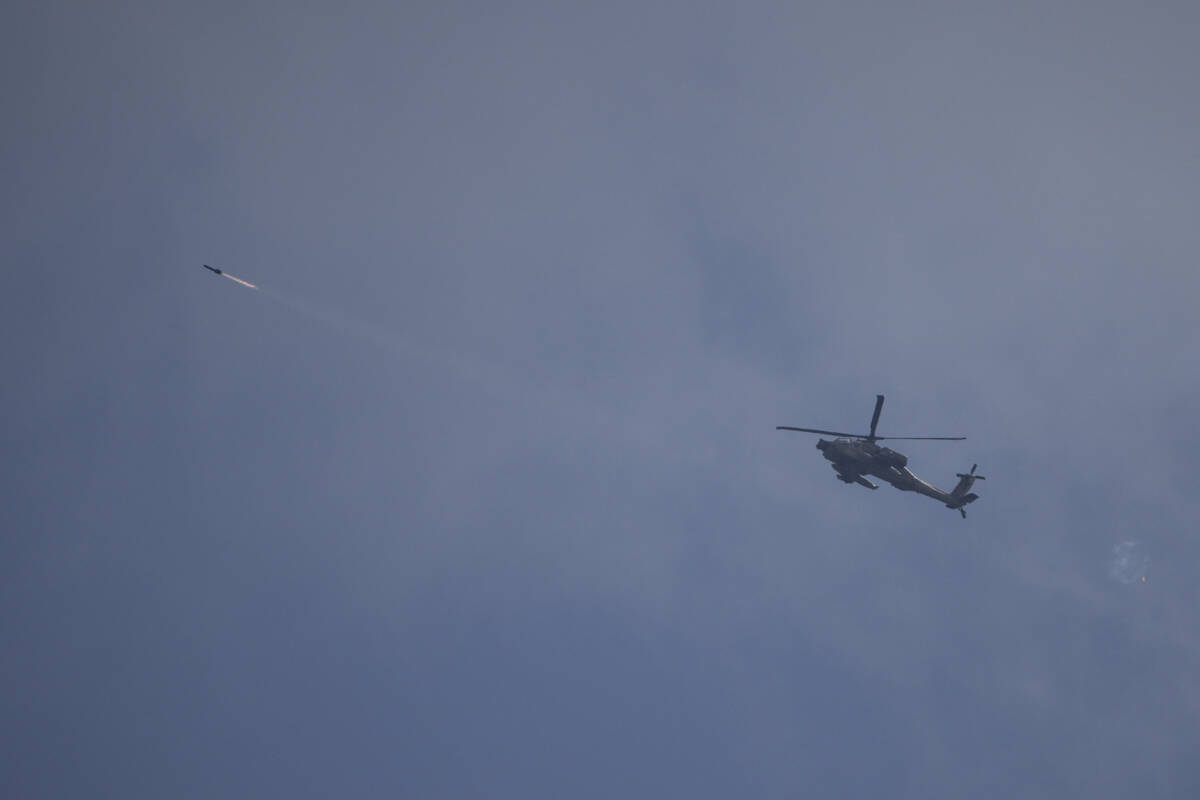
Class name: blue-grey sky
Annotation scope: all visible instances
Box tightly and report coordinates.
[5,1,1199,797]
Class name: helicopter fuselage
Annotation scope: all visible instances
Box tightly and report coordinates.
[817,438,959,504]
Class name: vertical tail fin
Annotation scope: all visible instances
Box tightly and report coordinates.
[951,464,985,498]
[946,464,984,516]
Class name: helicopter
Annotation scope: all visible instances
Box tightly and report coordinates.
[777,394,984,517]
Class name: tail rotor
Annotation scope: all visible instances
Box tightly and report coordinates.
[956,464,986,481]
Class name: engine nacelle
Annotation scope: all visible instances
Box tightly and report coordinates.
[879,448,908,468]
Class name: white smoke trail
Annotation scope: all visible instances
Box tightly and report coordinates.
[253,286,499,384]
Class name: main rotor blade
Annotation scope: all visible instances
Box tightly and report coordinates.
[869,395,884,440]
[776,426,862,437]
[874,436,966,441]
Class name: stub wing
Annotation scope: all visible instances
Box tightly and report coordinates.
[832,464,877,489]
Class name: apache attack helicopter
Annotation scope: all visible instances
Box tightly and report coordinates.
[777,394,985,517]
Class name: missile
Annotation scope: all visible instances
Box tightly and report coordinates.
[201,264,257,289]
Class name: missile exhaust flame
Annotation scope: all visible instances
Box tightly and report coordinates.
[223,273,258,289]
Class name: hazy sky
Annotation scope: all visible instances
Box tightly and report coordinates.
[5,1,1199,797]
